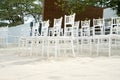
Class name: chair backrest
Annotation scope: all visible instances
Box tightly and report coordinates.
[33,22,39,36]
[93,18,104,36]
[81,19,90,36]
[48,27,53,36]
[53,17,63,36]
[104,18,112,35]
[64,13,76,36]
[93,18,104,26]
[41,20,49,36]
[117,25,120,34]
[112,17,120,25]
[111,17,120,34]
[73,21,80,37]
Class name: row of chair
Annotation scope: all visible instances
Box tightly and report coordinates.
[19,13,120,57]
[32,14,120,37]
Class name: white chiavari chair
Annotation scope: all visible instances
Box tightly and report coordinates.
[92,18,111,56]
[109,17,120,56]
[92,18,104,56]
[95,18,113,56]
[78,28,82,56]
[73,21,80,55]
[47,17,62,58]
[39,20,50,57]
[80,19,92,56]
[60,13,76,57]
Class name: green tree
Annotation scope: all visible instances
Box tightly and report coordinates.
[56,0,120,16]
[56,0,94,14]
[108,0,120,16]
[0,0,42,27]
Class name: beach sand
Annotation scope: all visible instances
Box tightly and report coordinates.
[0,52,120,80]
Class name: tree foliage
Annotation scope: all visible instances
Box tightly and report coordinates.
[56,0,120,15]
[1,0,120,27]
[108,0,120,16]
[0,0,42,27]
[55,0,93,14]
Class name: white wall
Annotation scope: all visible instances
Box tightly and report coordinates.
[103,8,118,18]
[7,23,30,43]
[8,23,30,37]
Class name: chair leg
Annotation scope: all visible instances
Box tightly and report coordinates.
[97,38,99,56]
[108,37,111,57]
[81,39,83,55]
[55,46,57,58]
[76,38,79,55]
[47,39,49,58]
[71,39,75,57]
[42,40,44,57]
[90,39,92,56]
[30,40,33,56]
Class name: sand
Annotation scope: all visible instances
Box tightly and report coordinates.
[0,52,120,80]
